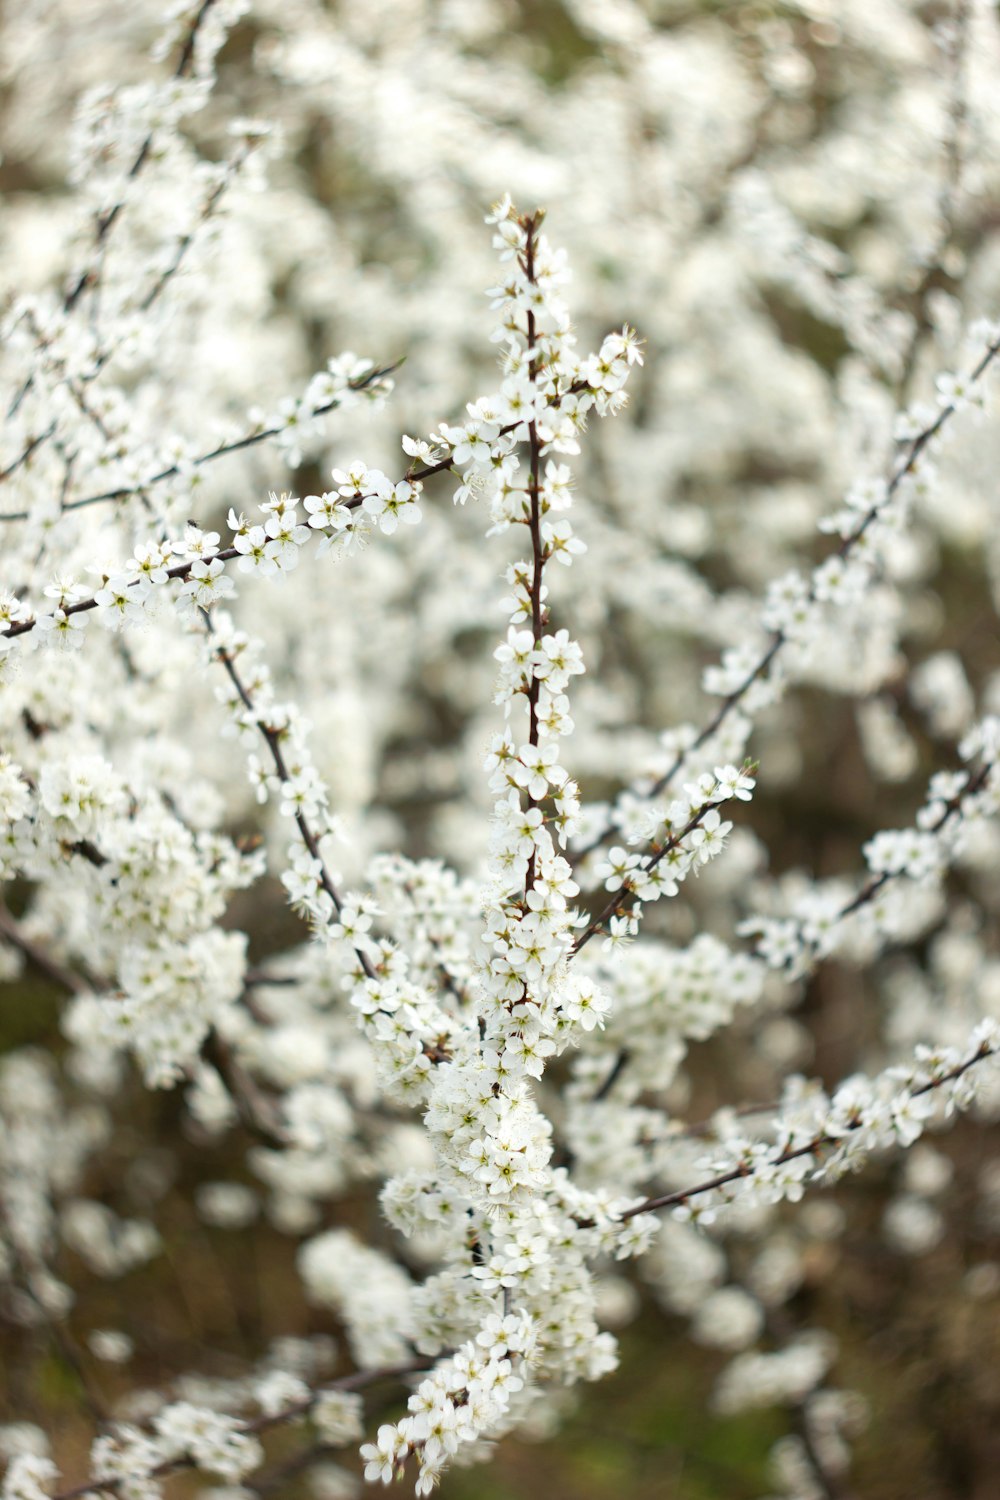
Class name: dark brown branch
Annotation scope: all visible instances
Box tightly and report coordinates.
[523,211,545,899]
[0,901,92,995]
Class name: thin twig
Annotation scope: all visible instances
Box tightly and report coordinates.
[610,1038,995,1224]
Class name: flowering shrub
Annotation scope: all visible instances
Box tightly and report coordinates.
[3,2,1000,1498]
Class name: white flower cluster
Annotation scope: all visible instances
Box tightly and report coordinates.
[713,1332,837,1416]
[0,1455,59,1500]
[1,729,256,1086]
[361,1314,535,1497]
[299,1231,417,1369]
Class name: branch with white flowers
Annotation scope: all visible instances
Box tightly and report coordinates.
[575,324,1000,865]
[0,356,396,524]
[5,6,1000,1490]
[22,1358,436,1500]
[744,716,1000,978]
[613,1020,1000,1226]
